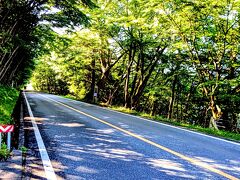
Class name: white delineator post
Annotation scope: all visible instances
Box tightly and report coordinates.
[0,132,2,149]
[0,125,14,150]
[7,132,11,150]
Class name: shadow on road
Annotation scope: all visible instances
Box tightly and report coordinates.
[33,117,214,180]
[22,93,240,179]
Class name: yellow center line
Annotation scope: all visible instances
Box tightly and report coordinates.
[40,94,238,180]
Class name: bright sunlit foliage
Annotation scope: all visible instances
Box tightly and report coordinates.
[2,0,240,132]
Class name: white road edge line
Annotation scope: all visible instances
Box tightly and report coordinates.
[55,94,240,146]
[23,92,57,180]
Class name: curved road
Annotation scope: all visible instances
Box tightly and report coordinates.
[23,92,240,180]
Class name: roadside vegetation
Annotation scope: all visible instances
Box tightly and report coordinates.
[0,0,95,161]
[32,0,240,136]
[1,1,239,141]
[0,85,19,160]
[0,144,11,161]
[110,106,240,142]
[0,85,19,124]
[0,0,95,88]
[64,94,240,142]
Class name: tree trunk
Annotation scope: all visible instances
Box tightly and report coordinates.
[185,82,194,117]
[167,75,177,119]
[6,56,24,84]
[176,85,179,120]
[131,46,167,108]
[124,44,135,108]
[85,57,96,102]
[124,66,131,108]
[0,46,20,81]
[209,116,219,130]
[150,99,156,116]
[208,96,222,130]
[91,58,96,102]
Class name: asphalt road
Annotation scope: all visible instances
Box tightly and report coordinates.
[24,92,240,180]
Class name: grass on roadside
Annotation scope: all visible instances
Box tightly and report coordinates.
[64,94,78,101]
[110,106,240,142]
[62,95,240,142]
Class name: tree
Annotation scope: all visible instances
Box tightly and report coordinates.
[31,0,240,133]
[162,0,240,129]
[0,0,95,87]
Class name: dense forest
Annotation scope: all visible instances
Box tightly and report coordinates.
[1,1,240,133]
[0,0,95,87]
